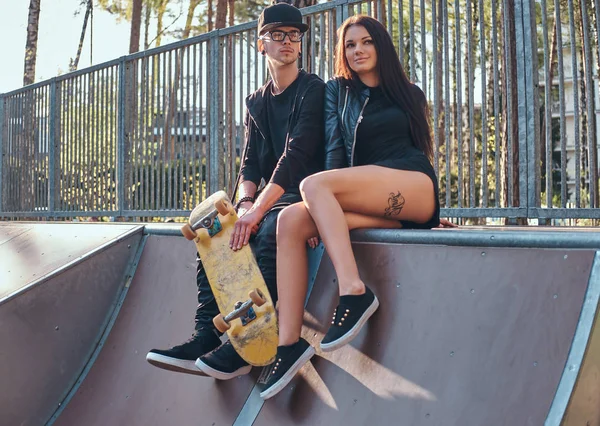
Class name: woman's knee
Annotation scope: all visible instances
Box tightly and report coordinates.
[300,174,328,200]
[276,204,312,241]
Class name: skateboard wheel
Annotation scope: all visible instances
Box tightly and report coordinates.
[249,289,266,307]
[215,199,234,216]
[213,314,230,333]
[181,223,197,240]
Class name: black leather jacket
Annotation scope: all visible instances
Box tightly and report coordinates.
[324,77,369,170]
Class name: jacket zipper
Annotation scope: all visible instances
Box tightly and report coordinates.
[350,97,369,167]
[341,86,349,128]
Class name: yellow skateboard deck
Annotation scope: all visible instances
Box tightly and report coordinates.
[181,191,278,366]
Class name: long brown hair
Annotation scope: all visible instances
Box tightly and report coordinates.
[335,15,433,159]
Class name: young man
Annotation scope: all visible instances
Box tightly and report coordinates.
[146,2,325,380]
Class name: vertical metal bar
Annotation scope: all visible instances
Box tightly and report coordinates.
[149,56,156,210]
[582,0,597,207]
[455,0,463,207]
[399,0,404,65]
[386,0,392,34]
[522,0,540,214]
[432,0,439,178]
[479,0,488,208]
[409,0,415,80]
[444,0,451,208]
[554,0,567,207]
[567,0,580,207]
[320,13,325,77]
[161,52,167,210]
[192,45,198,207]
[492,0,501,206]
[514,0,527,212]
[185,46,191,209]
[48,79,56,214]
[199,42,205,201]
[420,0,426,92]
[503,0,513,207]
[117,57,126,216]
[209,34,221,194]
[0,94,4,213]
[179,49,185,210]
[541,0,552,208]
[167,50,173,210]
[466,0,475,207]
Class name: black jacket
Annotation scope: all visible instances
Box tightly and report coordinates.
[238,70,325,202]
[324,77,426,170]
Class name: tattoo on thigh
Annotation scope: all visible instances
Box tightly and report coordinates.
[384,191,406,217]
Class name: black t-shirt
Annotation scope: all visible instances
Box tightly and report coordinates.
[266,77,301,159]
[354,85,422,166]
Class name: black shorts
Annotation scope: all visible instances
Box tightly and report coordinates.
[372,154,441,229]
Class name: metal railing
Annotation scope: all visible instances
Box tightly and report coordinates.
[1,0,600,222]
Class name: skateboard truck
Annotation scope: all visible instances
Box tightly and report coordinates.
[194,210,222,237]
[213,289,267,333]
[181,199,233,240]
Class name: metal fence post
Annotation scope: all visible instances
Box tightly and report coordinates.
[208,33,224,195]
[117,57,127,216]
[0,94,4,214]
[515,0,539,219]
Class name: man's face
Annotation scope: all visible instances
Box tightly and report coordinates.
[258,26,303,66]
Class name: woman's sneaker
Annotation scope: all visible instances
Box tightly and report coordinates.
[259,338,315,400]
[320,286,379,352]
[146,330,221,375]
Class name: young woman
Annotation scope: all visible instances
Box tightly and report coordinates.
[260,15,450,399]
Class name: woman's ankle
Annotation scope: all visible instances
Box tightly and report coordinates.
[338,280,366,297]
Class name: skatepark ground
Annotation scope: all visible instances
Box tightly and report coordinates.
[1,222,599,426]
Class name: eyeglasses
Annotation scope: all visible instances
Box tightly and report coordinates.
[261,30,304,42]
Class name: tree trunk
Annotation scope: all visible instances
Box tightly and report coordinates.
[216,0,227,29]
[228,0,235,26]
[208,0,214,31]
[23,0,42,86]
[144,2,151,50]
[155,0,169,47]
[129,0,143,53]
[183,0,201,39]
[72,0,92,71]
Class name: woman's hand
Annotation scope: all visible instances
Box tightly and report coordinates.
[230,203,261,250]
[307,236,319,249]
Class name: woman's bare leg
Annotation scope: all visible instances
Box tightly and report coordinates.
[300,166,435,297]
[276,202,403,346]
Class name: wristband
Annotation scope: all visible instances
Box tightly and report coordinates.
[235,196,254,210]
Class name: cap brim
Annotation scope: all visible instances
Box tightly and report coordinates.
[260,22,309,34]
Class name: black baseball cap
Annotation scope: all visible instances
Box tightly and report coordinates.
[257,3,309,35]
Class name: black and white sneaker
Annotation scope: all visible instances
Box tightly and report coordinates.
[146,331,221,375]
[320,286,379,352]
[195,340,252,380]
[259,338,315,400]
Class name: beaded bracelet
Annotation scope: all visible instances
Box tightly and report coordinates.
[235,196,254,210]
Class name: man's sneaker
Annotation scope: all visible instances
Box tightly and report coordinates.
[259,338,315,400]
[146,331,221,375]
[195,340,252,380]
[320,286,379,352]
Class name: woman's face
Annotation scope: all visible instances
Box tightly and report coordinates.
[344,25,377,76]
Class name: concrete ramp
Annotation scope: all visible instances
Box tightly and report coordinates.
[0,223,144,426]
[2,225,600,426]
[256,242,596,426]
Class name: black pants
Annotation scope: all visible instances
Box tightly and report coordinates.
[194,208,280,333]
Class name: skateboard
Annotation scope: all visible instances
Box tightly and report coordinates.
[181,191,278,366]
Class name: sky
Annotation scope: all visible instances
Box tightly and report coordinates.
[0,0,186,94]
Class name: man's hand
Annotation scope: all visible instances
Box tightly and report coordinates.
[236,201,253,218]
[230,205,263,251]
[435,218,458,229]
[307,236,319,249]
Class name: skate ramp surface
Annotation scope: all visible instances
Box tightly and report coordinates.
[2,225,600,426]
